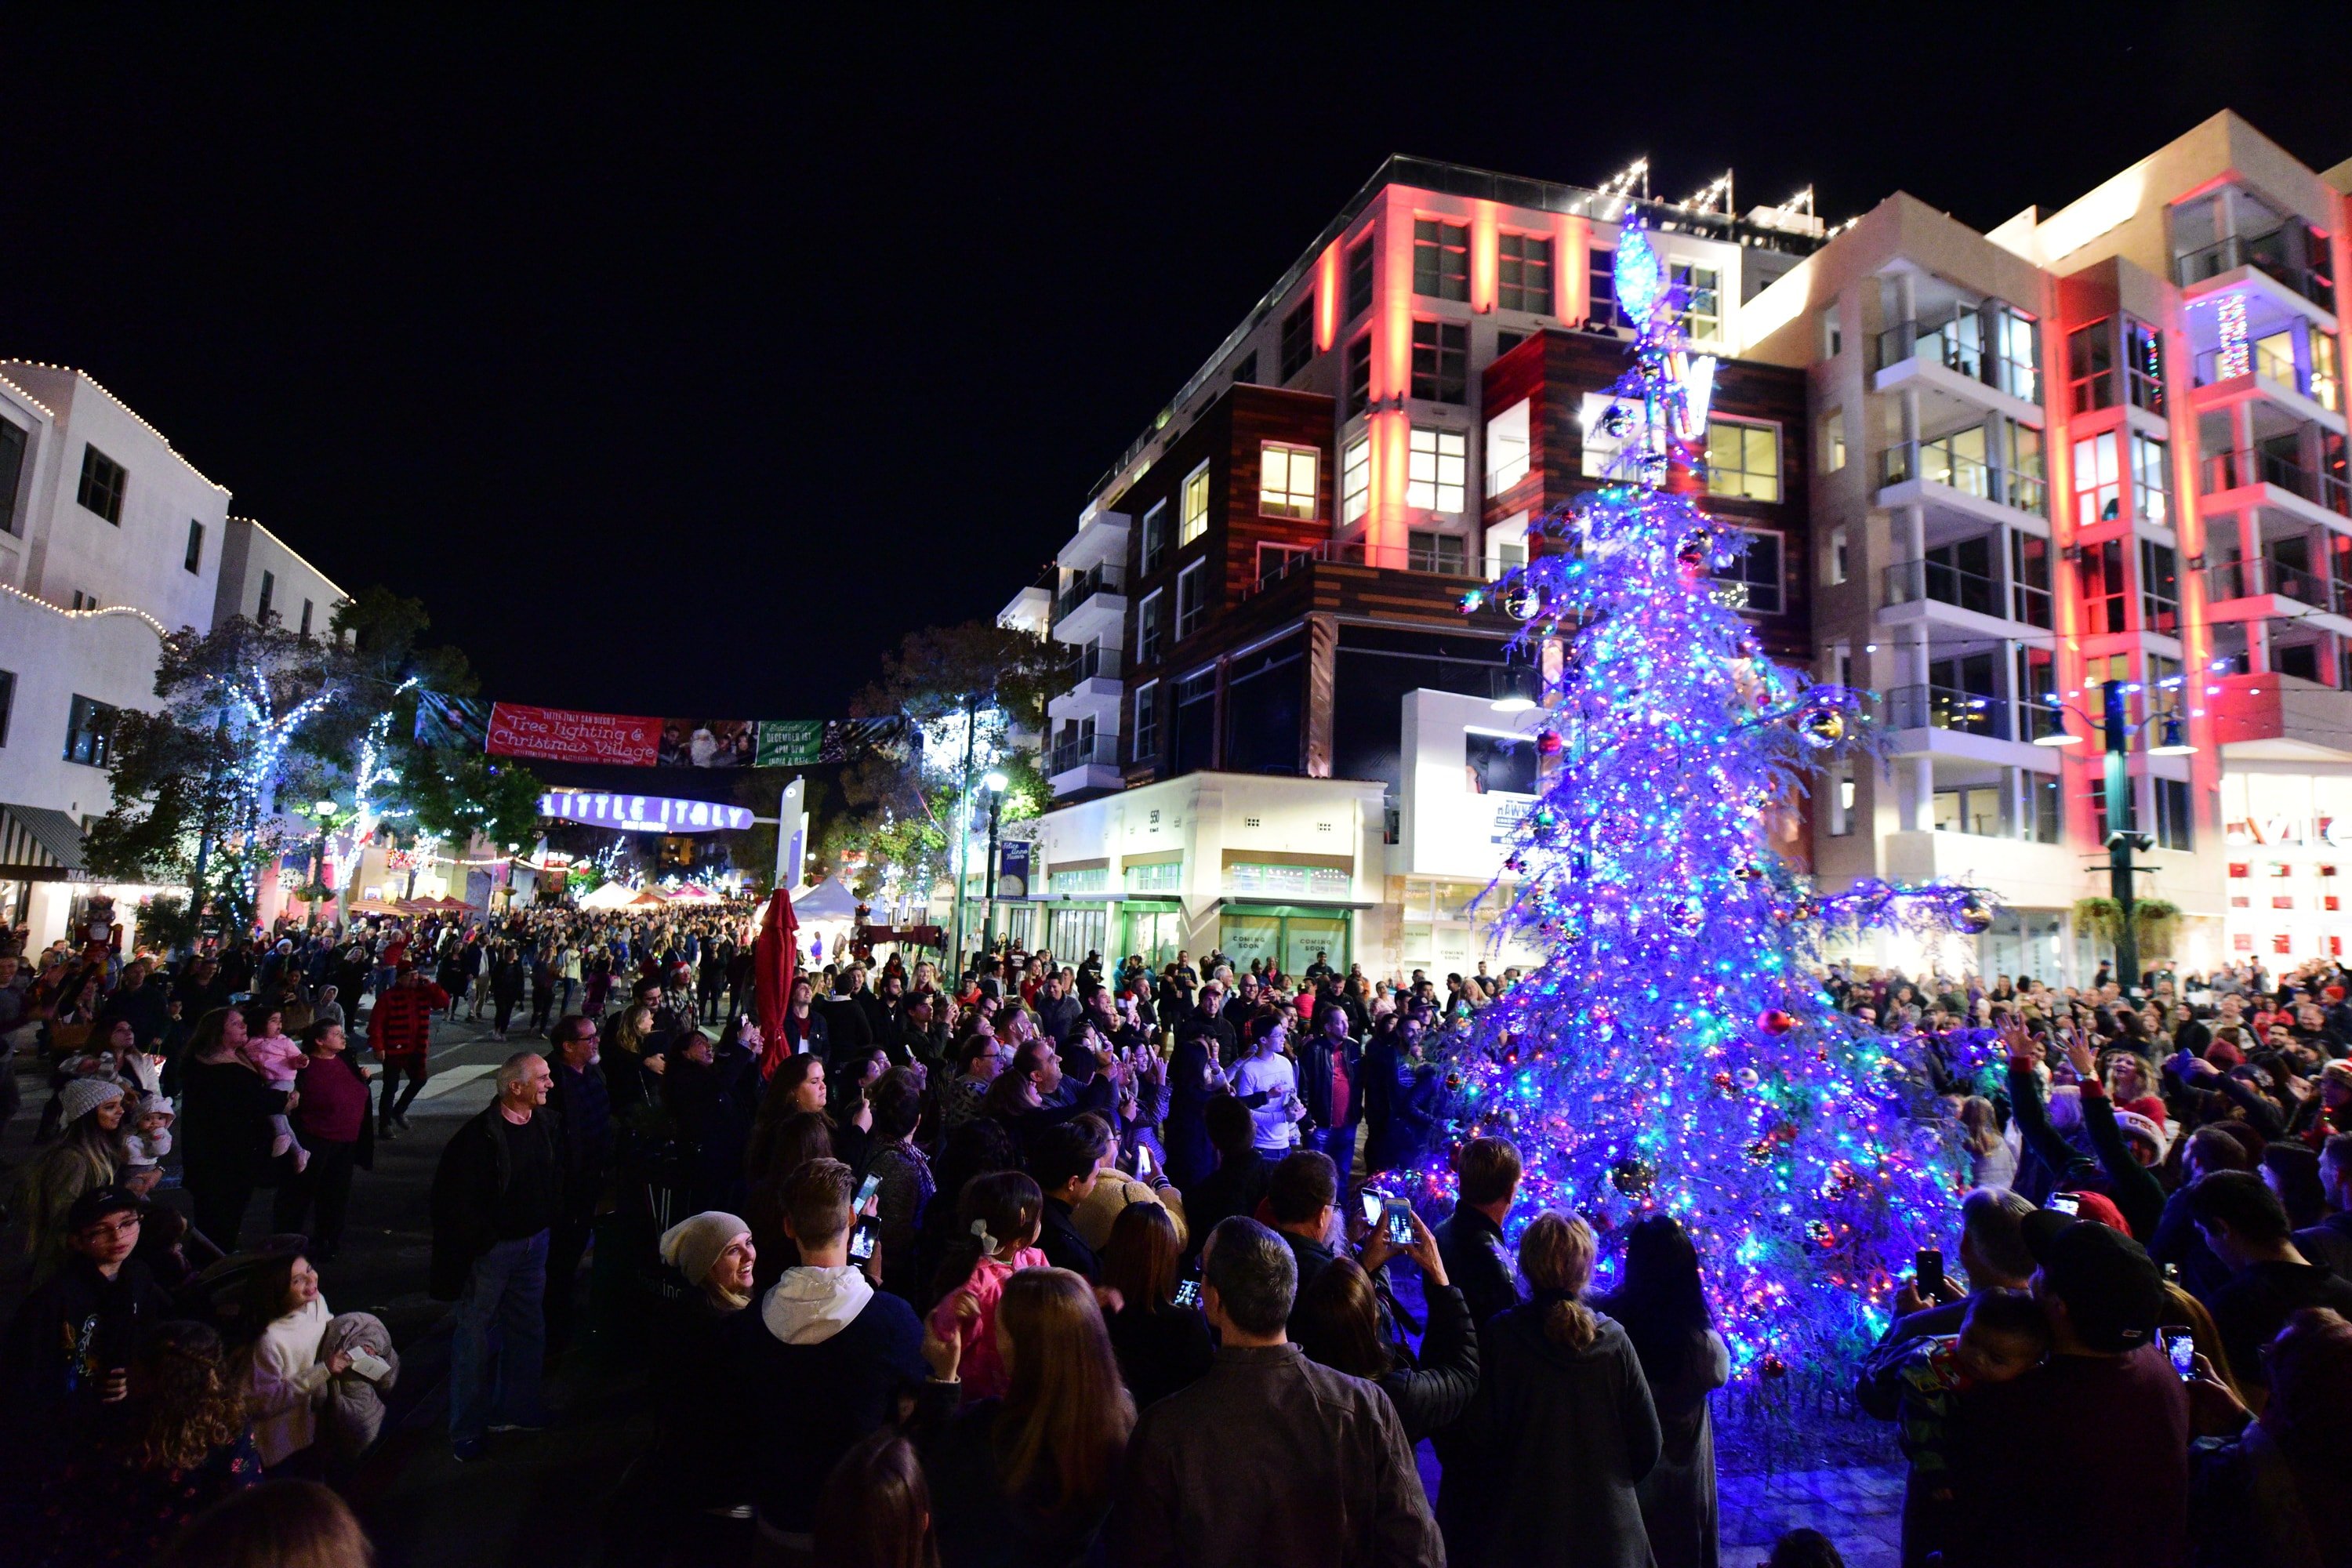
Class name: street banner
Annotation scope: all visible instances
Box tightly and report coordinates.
[756,720,822,766]
[488,702,660,765]
[659,718,756,767]
[538,791,754,833]
[997,841,1032,898]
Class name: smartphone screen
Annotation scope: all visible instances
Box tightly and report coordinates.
[1360,1190,1385,1226]
[1915,1248,1945,1298]
[2161,1329,2197,1381]
[855,1174,883,1210]
[848,1219,879,1261]
[1135,1144,1152,1178]
[1171,1278,1202,1308]
[2047,1193,2082,1216]
[1385,1199,1413,1246]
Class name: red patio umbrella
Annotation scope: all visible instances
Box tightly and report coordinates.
[753,885,799,1080]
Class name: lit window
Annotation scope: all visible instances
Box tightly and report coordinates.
[2068,321,2115,414]
[1279,297,1315,382]
[1486,400,1532,492]
[1821,408,1846,472]
[2131,434,2169,525]
[2073,431,2121,527]
[2311,330,2341,413]
[64,694,116,767]
[1410,320,1468,404]
[1259,445,1319,519]
[1175,561,1206,640]
[1406,428,1467,513]
[1179,463,1210,546]
[1670,263,1721,342]
[1705,421,1780,503]
[1497,233,1552,314]
[1587,246,1624,329]
[1342,437,1370,524]
[1413,219,1468,301]
[1722,530,1784,614]
[2125,317,2164,413]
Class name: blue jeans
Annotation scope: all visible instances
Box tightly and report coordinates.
[449,1232,550,1442]
[1314,1123,1356,1185]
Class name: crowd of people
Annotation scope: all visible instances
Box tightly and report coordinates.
[6,900,2352,1566]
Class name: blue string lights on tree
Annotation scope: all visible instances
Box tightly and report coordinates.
[1440,218,1995,1381]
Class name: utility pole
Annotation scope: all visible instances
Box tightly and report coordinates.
[947,697,978,973]
[979,776,1007,952]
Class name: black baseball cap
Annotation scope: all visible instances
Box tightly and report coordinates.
[2026,1217,2164,1353]
[67,1185,147,1232]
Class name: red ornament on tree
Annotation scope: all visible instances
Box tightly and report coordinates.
[1758,1009,1798,1036]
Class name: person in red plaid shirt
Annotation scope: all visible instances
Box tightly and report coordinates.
[370,961,449,1138]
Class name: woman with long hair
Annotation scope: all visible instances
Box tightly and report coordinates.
[1098,1200,1214,1412]
[233,1251,350,1472]
[31,1320,264,1567]
[16,1076,131,1279]
[1292,1210,1479,1445]
[177,1008,290,1251]
[814,1430,938,1568]
[1594,1216,1730,1568]
[1450,1210,1662,1567]
[745,1110,835,1294]
[918,1267,1134,1566]
[1958,1095,2016,1191]
[745,1053,831,1183]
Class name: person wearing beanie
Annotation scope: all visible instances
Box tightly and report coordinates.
[662,1211,755,1311]
[18,1077,131,1281]
[1942,1218,2187,1567]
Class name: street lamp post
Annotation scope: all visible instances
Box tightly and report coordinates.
[979,771,1008,953]
[303,800,340,930]
[2032,681,2194,996]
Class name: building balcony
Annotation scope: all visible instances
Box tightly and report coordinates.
[1052,564,1129,645]
[1240,537,1482,603]
[2176,227,2336,314]
[2209,671,2352,760]
[1878,440,2047,523]
[1873,317,2043,423]
[1880,557,2051,629]
[2201,554,2352,626]
[1885,683,2064,747]
[1047,733,1125,797]
[1048,646,1124,724]
[2199,447,2352,528]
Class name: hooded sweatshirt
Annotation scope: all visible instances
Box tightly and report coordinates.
[743,1265,926,1537]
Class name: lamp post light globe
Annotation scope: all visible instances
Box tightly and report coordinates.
[982,771,1009,793]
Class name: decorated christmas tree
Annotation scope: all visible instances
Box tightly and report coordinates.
[1439,218,1992,1378]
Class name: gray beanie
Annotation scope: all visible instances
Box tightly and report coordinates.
[58,1077,125,1127]
[660,1210,751,1290]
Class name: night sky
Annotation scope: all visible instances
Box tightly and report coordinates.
[5,5,2346,722]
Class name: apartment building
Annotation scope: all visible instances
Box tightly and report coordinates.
[1738,111,2352,978]
[0,361,344,945]
[1023,157,1826,975]
[213,514,348,638]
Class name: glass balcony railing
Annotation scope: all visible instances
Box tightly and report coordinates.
[1053,564,1128,625]
[1048,735,1121,775]
[1874,315,2039,401]
[2201,448,2352,516]
[2174,227,2336,308]
[1886,683,2009,739]
[1882,440,2048,516]
[2204,555,2352,612]
[1062,645,1123,685]
[1882,557,2000,617]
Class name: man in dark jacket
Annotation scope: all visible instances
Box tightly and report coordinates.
[738,1159,927,1555]
[820,972,874,1057]
[2188,1169,2352,1403]
[1181,1094,1270,1267]
[1035,971,1083,1047]
[1032,1117,1109,1281]
[1268,1150,1412,1356]
[1113,1215,1442,1568]
[544,1015,612,1347]
[430,1051,561,1460]
[777,977,831,1063]
[1433,1134,1523,1328]
[0,1186,169,1461]
[1298,1005,1363,1184]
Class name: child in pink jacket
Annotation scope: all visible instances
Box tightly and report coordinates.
[244,1014,310,1172]
[926,1170,1046,1401]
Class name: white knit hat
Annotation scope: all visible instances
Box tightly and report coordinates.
[58,1077,125,1127]
[2111,1109,2170,1161]
[660,1210,751,1289]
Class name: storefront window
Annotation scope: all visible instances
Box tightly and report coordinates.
[1282,916,1348,978]
[1123,907,1184,967]
[1220,913,1283,970]
[1048,907,1108,960]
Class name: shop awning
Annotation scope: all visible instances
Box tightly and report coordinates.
[0,804,85,875]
